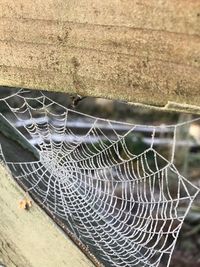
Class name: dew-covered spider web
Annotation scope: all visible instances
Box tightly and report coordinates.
[0,90,200,267]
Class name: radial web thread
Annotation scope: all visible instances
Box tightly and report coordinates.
[0,90,200,267]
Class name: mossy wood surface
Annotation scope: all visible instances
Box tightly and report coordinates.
[0,163,95,267]
[0,0,200,108]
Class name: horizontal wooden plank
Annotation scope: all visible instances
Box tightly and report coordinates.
[0,0,199,109]
[0,18,199,68]
[0,163,95,267]
[0,34,199,105]
[0,0,200,35]
[1,39,199,74]
[0,63,200,107]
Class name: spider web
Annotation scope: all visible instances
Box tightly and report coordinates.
[0,90,199,267]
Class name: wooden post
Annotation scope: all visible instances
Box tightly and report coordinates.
[0,163,95,267]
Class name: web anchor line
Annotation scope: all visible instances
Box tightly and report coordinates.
[0,90,200,267]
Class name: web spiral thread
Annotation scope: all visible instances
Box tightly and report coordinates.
[0,90,199,267]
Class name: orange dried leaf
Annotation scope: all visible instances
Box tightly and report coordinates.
[19,198,32,210]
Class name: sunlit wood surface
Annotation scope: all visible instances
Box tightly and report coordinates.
[0,0,199,108]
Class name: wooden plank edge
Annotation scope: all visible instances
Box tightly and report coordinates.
[0,162,101,267]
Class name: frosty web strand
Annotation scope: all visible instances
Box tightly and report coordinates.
[0,90,200,267]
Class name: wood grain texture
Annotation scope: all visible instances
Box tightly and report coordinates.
[0,0,200,107]
[0,163,95,267]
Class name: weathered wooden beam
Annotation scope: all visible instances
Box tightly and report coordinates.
[0,163,95,267]
[0,0,199,108]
